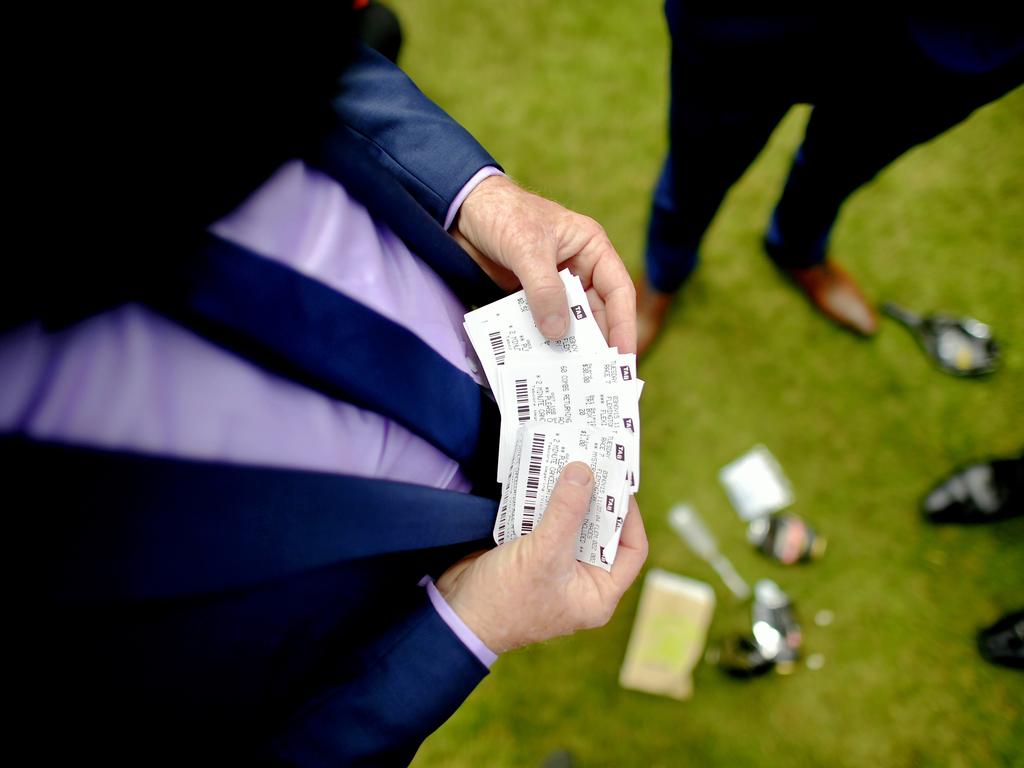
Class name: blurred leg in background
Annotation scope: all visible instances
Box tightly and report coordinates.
[638,9,1024,354]
[766,33,1024,336]
[639,11,808,354]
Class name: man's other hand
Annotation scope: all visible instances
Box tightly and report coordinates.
[436,462,648,654]
[451,175,637,354]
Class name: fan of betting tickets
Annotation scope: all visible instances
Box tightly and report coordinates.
[464,269,643,571]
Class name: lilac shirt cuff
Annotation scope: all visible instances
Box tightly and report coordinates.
[443,166,506,231]
[419,575,499,668]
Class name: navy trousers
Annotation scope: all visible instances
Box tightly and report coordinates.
[645,10,1024,293]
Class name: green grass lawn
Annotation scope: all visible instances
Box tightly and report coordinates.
[391,3,1024,766]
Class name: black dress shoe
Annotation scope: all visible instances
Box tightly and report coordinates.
[977,610,1024,670]
[922,454,1024,524]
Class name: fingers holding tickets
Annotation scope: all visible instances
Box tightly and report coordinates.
[607,497,647,596]
[530,461,593,564]
[436,462,647,655]
[453,174,636,352]
[451,175,644,654]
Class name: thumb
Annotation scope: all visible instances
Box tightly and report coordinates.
[532,462,593,561]
[518,250,569,340]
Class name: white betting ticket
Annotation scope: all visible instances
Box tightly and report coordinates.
[463,269,608,394]
[494,422,631,572]
[495,352,642,492]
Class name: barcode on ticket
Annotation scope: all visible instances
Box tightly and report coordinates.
[521,431,546,533]
[489,331,506,366]
[494,496,510,545]
[515,378,531,423]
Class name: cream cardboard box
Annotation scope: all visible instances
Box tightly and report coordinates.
[619,569,716,700]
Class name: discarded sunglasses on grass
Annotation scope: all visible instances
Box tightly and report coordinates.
[882,302,998,378]
[747,513,827,565]
[717,579,803,677]
[718,447,827,565]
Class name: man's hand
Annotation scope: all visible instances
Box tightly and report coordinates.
[436,462,648,654]
[451,175,637,354]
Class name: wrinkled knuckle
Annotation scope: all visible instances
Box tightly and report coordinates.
[539,502,565,531]
[535,279,565,297]
[531,283,567,311]
[582,215,605,237]
[552,474,581,497]
[563,210,595,233]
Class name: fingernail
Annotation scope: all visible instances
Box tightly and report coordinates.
[541,312,568,339]
[564,462,592,486]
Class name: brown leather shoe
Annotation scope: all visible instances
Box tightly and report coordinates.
[636,278,675,356]
[785,262,878,336]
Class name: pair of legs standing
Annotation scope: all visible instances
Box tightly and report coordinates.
[639,10,1023,352]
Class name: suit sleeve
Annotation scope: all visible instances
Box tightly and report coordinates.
[267,592,489,767]
[8,18,501,332]
[331,43,503,226]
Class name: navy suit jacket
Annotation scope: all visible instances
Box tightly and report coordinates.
[8,19,507,767]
